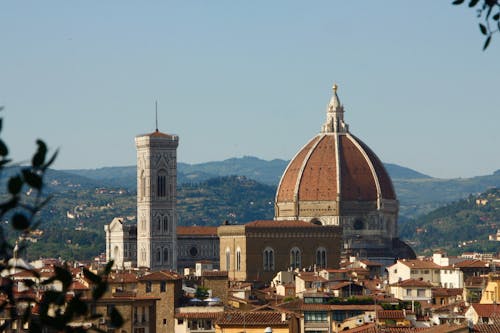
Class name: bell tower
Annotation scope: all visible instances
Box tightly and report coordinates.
[135,129,179,271]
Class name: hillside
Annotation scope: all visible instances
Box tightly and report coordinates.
[400,187,500,255]
[63,157,500,219]
[10,176,274,260]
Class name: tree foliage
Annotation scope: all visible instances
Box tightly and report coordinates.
[452,0,500,50]
[0,108,122,332]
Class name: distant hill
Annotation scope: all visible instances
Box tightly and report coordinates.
[61,157,500,219]
[400,187,500,255]
[384,163,430,180]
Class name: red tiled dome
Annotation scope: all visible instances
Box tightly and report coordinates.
[275,84,396,221]
[277,134,394,202]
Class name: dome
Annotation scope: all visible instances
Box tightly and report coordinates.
[274,84,409,262]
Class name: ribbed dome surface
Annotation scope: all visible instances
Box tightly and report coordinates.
[276,133,395,204]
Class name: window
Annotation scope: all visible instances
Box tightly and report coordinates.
[417,289,426,297]
[163,248,169,263]
[316,247,327,268]
[304,312,327,323]
[156,248,161,262]
[236,247,241,271]
[225,248,230,271]
[163,216,168,232]
[290,247,301,269]
[406,289,412,296]
[157,170,167,197]
[160,281,166,292]
[263,247,275,271]
[145,281,152,293]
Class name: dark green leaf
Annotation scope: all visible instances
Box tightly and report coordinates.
[8,176,23,195]
[469,0,480,7]
[92,281,108,300]
[29,320,42,333]
[104,260,114,275]
[0,140,8,157]
[54,266,73,290]
[109,307,124,328]
[479,23,488,35]
[32,140,47,167]
[483,35,492,50]
[0,158,12,167]
[83,268,101,284]
[42,149,58,171]
[69,296,88,316]
[452,0,465,4]
[493,12,500,20]
[22,169,42,190]
[12,213,30,230]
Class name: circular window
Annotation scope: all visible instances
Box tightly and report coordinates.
[189,246,198,257]
[353,219,364,230]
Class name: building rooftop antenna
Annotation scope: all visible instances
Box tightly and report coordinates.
[155,100,158,132]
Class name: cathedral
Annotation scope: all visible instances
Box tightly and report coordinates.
[274,84,415,264]
[105,84,414,275]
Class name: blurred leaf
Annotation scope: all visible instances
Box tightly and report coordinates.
[12,213,30,230]
[83,268,101,284]
[68,296,88,316]
[8,175,23,195]
[29,320,42,333]
[109,307,124,328]
[42,149,58,171]
[92,281,108,300]
[452,0,465,3]
[54,266,73,290]
[32,140,47,168]
[0,158,12,167]
[483,35,492,50]
[469,0,480,7]
[0,140,8,157]
[479,23,488,35]
[493,12,500,20]
[104,260,114,275]
[22,169,42,190]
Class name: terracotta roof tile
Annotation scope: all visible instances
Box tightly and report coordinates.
[470,303,500,318]
[138,270,182,281]
[245,220,325,228]
[398,260,441,269]
[391,279,433,288]
[216,311,288,326]
[377,310,405,319]
[454,260,489,268]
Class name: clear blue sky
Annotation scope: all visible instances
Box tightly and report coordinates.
[1,1,498,178]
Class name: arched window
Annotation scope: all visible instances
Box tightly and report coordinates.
[113,246,120,262]
[157,217,161,231]
[163,216,168,232]
[316,247,327,269]
[236,247,241,272]
[157,170,167,198]
[163,248,169,263]
[290,247,301,269]
[263,247,275,271]
[156,248,161,263]
[225,248,230,271]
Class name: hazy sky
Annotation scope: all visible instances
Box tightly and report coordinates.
[1,1,499,179]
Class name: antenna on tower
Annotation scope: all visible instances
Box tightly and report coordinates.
[155,100,158,132]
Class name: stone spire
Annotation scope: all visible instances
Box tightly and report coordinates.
[322,84,349,133]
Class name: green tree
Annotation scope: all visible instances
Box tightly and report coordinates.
[0,107,122,332]
[452,0,500,49]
